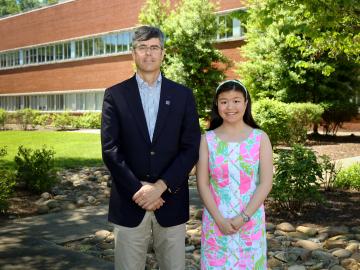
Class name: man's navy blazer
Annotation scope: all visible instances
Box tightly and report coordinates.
[101,75,201,227]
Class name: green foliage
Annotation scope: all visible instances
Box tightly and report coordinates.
[254,99,326,146]
[320,101,358,135]
[0,146,6,157]
[46,0,58,5]
[199,118,209,134]
[52,112,74,130]
[253,99,291,146]
[0,0,57,17]
[0,168,16,213]
[287,103,323,143]
[139,0,170,27]
[0,146,15,213]
[271,144,323,214]
[0,0,20,16]
[335,163,360,191]
[0,108,7,130]
[139,0,230,117]
[14,145,56,193]
[318,155,339,191]
[33,113,53,128]
[18,0,41,11]
[15,109,40,130]
[238,0,360,116]
[74,113,101,129]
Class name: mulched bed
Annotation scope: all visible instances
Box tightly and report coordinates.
[1,133,359,228]
[265,189,360,227]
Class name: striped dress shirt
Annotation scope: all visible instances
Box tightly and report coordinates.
[136,73,162,141]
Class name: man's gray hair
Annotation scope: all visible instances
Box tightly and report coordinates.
[132,26,165,48]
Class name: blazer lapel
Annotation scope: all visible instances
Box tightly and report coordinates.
[152,78,172,145]
[124,75,151,145]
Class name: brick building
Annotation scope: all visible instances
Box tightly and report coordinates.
[0,0,246,112]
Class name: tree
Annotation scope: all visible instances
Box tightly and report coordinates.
[139,0,230,117]
[139,0,170,28]
[18,0,41,11]
[0,0,20,16]
[0,0,57,17]
[238,0,359,133]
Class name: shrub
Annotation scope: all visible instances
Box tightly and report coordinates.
[199,117,209,134]
[0,169,16,213]
[53,112,73,130]
[271,144,323,214]
[0,147,16,213]
[74,112,101,129]
[253,99,291,146]
[320,101,358,135]
[15,109,40,130]
[0,109,7,130]
[318,155,339,191]
[34,113,53,128]
[334,163,360,191]
[287,103,324,143]
[14,145,57,194]
[0,146,6,157]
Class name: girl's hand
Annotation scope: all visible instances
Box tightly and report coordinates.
[216,217,237,235]
[230,216,245,231]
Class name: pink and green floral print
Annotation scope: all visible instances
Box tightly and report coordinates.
[201,129,267,270]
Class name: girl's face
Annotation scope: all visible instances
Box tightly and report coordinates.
[217,90,247,124]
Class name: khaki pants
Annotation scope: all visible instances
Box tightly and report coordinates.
[113,211,186,270]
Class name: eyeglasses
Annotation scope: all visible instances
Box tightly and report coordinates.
[134,45,163,54]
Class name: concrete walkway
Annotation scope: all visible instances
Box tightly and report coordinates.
[336,155,360,169]
[0,188,202,270]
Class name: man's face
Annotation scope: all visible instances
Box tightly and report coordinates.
[132,38,164,74]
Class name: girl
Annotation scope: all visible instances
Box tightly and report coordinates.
[197,80,273,269]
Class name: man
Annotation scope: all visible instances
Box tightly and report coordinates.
[101,26,201,270]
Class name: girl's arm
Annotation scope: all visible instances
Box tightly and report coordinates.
[231,131,273,230]
[197,135,236,235]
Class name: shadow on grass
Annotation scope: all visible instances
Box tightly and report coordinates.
[307,133,360,144]
[0,158,104,170]
[54,157,104,169]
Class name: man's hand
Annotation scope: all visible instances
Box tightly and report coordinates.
[144,198,165,211]
[132,180,167,210]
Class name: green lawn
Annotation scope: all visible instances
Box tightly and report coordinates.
[0,131,103,169]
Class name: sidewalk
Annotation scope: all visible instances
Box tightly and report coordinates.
[336,155,360,169]
[0,204,113,270]
[0,188,202,270]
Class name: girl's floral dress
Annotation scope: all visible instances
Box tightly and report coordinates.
[201,129,267,270]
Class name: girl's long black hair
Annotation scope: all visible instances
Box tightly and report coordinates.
[208,80,260,131]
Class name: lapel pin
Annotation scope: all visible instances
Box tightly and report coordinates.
[165,100,171,105]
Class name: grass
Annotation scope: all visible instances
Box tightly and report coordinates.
[0,130,103,169]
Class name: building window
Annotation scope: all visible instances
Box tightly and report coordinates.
[38,47,46,63]
[95,92,104,110]
[64,42,71,59]
[94,37,105,55]
[105,34,117,54]
[84,38,94,57]
[55,44,63,60]
[217,13,243,40]
[46,45,54,62]
[0,54,6,67]
[0,91,104,112]
[30,48,37,64]
[13,51,20,66]
[4,51,20,67]
[75,40,83,58]
[0,29,134,70]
